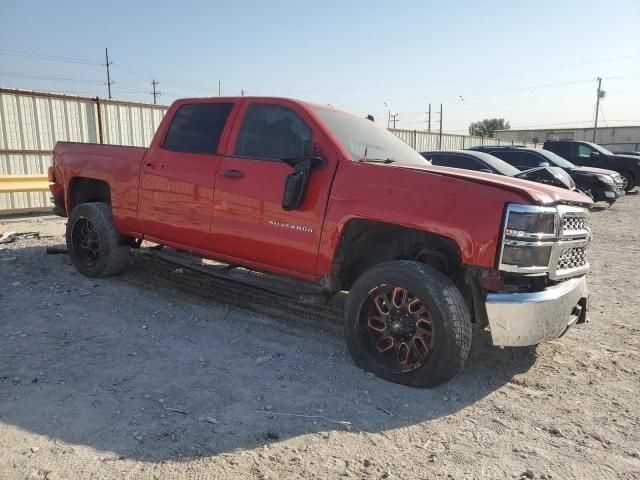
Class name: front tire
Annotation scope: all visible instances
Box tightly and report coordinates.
[620,171,634,192]
[66,202,131,277]
[344,261,472,387]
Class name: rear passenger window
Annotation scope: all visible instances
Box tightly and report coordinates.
[431,154,484,171]
[163,103,233,154]
[490,151,541,169]
[235,104,312,160]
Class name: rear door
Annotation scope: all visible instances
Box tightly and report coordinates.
[138,101,238,247]
[211,100,338,275]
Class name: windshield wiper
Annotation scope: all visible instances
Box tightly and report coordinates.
[363,158,396,164]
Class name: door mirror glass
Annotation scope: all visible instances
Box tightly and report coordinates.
[281,156,325,211]
[282,170,309,211]
[539,161,550,167]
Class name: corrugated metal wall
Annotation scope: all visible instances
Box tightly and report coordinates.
[390,129,539,151]
[1,88,541,213]
[0,88,167,212]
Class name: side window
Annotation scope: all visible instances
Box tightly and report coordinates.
[235,104,312,160]
[433,154,483,171]
[577,144,593,158]
[490,151,541,168]
[163,103,233,154]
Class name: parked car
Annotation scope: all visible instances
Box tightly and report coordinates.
[49,97,592,387]
[470,145,623,204]
[543,140,640,192]
[422,150,577,191]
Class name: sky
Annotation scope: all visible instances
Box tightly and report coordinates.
[1,0,640,133]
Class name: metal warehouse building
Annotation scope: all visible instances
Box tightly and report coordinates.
[494,126,640,153]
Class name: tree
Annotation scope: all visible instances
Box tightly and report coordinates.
[469,118,510,137]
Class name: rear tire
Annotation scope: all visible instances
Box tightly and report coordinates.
[344,260,472,388]
[66,202,131,277]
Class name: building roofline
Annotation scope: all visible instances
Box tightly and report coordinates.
[495,125,640,133]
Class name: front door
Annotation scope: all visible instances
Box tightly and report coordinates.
[570,143,599,167]
[211,101,337,275]
[138,101,236,247]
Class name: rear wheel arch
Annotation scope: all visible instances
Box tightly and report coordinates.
[67,177,111,212]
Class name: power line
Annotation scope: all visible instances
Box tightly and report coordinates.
[268,52,640,95]
[0,71,105,84]
[0,48,102,65]
[335,78,597,108]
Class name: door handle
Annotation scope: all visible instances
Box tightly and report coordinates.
[220,169,244,179]
[145,162,165,169]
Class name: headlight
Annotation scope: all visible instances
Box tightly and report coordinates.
[596,174,615,185]
[499,204,558,272]
[502,243,553,267]
[504,207,556,239]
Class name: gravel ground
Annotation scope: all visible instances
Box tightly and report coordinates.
[1,194,639,480]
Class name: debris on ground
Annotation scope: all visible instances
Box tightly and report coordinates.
[0,231,16,243]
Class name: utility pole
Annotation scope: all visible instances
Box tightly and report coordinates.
[438,103,443,149]
[150,80,161,104]
[387,110,391,129]
[218,80,221,96]
[427,103,431,132]
[241,89,245,96]
[389,112,399,129]
[593,77,604,142]
[104,47,113,99]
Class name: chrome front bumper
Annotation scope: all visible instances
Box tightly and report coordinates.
[485,276,588,347]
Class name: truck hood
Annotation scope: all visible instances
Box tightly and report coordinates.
[570,165,621,178]
[613,154,640,164]
[390,163,592,206]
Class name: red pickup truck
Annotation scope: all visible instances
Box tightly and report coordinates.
[49,97,592,387]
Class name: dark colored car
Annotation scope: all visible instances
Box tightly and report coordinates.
[543,140,640,192]
[470,146,623,204]
[423,150,520,175]
[422,150,577,191]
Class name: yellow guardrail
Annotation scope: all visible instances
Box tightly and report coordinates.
[0,175,50,193]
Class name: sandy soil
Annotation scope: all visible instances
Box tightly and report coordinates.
[1,195,639,480]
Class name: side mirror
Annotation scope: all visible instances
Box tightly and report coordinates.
[480,168,493,174]
[281,156,325,211]
[590,151,601,159]
[539,162,550,167]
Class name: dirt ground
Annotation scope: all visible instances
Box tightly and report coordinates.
[1,194,639,480]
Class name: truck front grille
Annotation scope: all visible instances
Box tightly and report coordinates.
[550,206,591,280]
[562,215,587,233]
[557,246,587,271]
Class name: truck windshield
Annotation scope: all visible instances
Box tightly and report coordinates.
[313,107,430,165]
[584,141,614,156]
[535,149,576,168]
